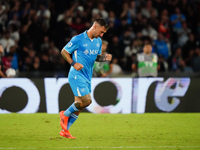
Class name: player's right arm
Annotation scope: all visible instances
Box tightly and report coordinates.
[61,37,83,71]
[61,49,83,71]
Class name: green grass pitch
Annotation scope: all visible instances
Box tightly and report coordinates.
[0,113,200,150]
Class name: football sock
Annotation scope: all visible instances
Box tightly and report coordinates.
[67,113,78,130]
[64,103,79,117]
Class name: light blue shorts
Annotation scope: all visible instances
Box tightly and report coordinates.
[68,75,91,97]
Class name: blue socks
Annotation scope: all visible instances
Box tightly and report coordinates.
[64,103,79,117]
[67,113,78,130]
[63,103,79,130]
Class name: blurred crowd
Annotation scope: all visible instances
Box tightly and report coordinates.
[1,0,200,77]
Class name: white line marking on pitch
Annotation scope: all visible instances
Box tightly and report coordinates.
[1,146,200,149]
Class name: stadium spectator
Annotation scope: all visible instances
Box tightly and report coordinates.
[124,39,141,71]
[170,7,186,32]
[37,3,51,31]
[182,33,198,59]
[40,53,53,71]
[103,19,118,43]
[0,45,6,77]
[191,47,200,72]
[129,0,137,20]
[0,31,15,54]
[108,36,123,68]
[70,17,86,33]
[9,0,21,21]
[158,55,168,72]
[32,56,40,72]
[120,2,132,25]
[196,21,200,44]
[134,32,144,51]
[9,45,18,71]
[2,52,13,73]
[21,2,32,21]
[141,0,158,19]
[0,0,200,76]
[177,22,191,47]
[170,47,183,72]
[158,9,170,38]
[9,24,20,43]
[93,3,108,19]
[179,59,193,73]
[0,2,8,29]
[149,9,159,30]
[153,33,169,60]
[106,10,120,29]
[121,29,135,49]
[41,36,50,52]
[153,0,167,14]
[23,56,32,72]
[8,13,21,28]
[132,12,145,32]
[110,58,123,76]
[142,24,158,40]
[184,49,194,67]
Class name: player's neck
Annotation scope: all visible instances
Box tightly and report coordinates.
[87,29,94,40]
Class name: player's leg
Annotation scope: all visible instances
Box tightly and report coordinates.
[67,82,92,130]
[60,77,82,131]
[60,77,91,138]
[60,94,92,138]
[67,94,92,130]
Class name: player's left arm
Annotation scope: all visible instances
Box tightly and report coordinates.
[96,54,112,62]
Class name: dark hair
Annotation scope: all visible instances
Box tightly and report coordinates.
[95,18,109,29]
[143,43,152,47]
[6,52,14,57]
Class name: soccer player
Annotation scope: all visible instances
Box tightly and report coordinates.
[60,18,112,138]
[93,40,113,77]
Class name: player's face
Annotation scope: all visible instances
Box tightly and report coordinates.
[101,43,107,53]
[93,24,107,38]
[143,45,152,54]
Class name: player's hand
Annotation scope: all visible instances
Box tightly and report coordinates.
[105,54,112,61]
[74,63,84,71]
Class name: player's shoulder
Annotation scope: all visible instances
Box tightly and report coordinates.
[151,53,158,57]
[71,33,83,41]
[96,37,102,44]
[97,37,102,42]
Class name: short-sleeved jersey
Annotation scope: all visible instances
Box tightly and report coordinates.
[63,31,102,83]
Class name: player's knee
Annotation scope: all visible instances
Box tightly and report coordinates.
[74,101,83,110]
[81,98,92,108]
[85,98,92,107]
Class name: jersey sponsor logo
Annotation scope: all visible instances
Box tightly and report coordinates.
[67,41,73,47]
[84,49,89,55]
[90,49,99,55]
[84,49,99,55]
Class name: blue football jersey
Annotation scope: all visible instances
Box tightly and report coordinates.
[63,31,102,83]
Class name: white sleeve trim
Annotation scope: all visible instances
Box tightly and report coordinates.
[63,48,71,54]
